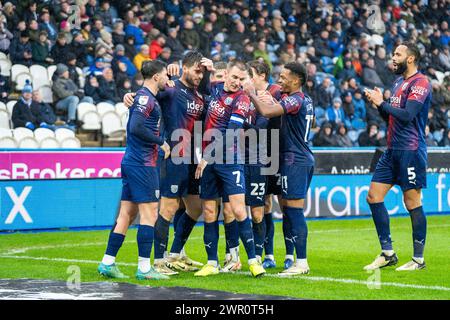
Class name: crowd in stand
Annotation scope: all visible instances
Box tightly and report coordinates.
[0,0,449,145]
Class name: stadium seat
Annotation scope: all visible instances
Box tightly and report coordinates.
[97,102,115,117]
[6,100,17,115]
[39,136,60,148]
[348,130,359,143]
[433,130,444,143]
[15,72,33,91]
[40,85,54,103]
[0,136,18,148]
[115,102,128,117]
[77,102,97,121]
[0,52,8,60]
[0,128,13,138]
[0,58,12,77]
[120,112,129,128]
[81,110,101,130]
[11,64,30,82]
[13,127,34,141]
[30,64,51,89]
[101,111,125,145]
[47,65,57,81]
[0,110,10,129]
[55,128,75,142]
[34,127,55,142]
[60,136,81,148]
[18,136,39,148]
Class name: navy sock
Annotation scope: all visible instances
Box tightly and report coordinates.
[409,206,427,258]
[282,213,295,256]
[153,214,170,259]
[224,220,239,253]
[238,218,256,260]
[204,221,219,262]
[170,213,197,254]
[105,231,125,257]
[173,208,185,235]
[252,220,266,258]
[369,202,393,251]
[284,206,308,259]
[137,224,154,258]
[264,213,275,255]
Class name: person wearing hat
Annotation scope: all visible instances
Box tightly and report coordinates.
[326,96,351,130]
[112,44,137,77]
[39,10,58,43]
[12,80,38,130]
[70,31,88,68]
[52,63,94,128]
[10,30,33,66]
[32,30,54,66]
[358,121,386,147]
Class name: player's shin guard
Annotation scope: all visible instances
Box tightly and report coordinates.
[284,207,308,259]
[369,202,393,251]
[154,214,170,260]
[204,221,219,265]
[252,220,266,258]
[282,213,295,257]
[137,225,154,272]
[224,220,239,255]
[170,212,197,254]
[238,218,256,261]
[264,213,275,256]
[173,208,185,235]
[409,206,427,258]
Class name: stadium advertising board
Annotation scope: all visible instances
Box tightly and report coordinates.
[1,173,449,231]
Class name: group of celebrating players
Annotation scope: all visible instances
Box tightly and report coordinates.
[97,41,431,281]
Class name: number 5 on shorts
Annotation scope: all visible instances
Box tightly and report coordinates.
[407,167,416,183]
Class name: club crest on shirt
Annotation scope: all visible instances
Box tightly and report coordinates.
[401,82,409,91]
[224,97,233,105]
[138,95,149,106]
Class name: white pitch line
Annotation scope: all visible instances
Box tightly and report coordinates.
[0,255,449,293]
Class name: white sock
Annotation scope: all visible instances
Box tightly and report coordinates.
[295,259,308,268]
[169,252,180,259]
[256,255,262,263]
[248,258,257,265]
[225,253,231,261]
[265,255,275,261]
[207,260,218,267]
[180,247,186,257]
[102,254,115,266]
[230,247,240,261]
[413,257,424,264]
[138,257,151,273]
[285,254,294,261]
[382,250,395,256]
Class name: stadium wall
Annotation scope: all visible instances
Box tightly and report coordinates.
[1,172,450,231]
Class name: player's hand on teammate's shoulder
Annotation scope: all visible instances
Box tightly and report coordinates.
[123,92,136,108]
[200,58,214,72]
[167,63,180,77]
[195,159,208,179]
[160,141,171,159]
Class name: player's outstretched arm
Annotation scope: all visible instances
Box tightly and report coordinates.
[243,82,284,118]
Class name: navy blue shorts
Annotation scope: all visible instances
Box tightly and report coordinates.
[121,164,160,203]
[200,164,245,200]
[280,164,314,200]
[372,149,427,191]
[244,165,267,207]
[267,172,282,195]
[160,158,200,198]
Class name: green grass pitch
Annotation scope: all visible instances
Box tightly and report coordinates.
[0,215,449,300]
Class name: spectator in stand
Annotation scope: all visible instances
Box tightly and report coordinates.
[84,74,102,104]
[112,20,125,46]
[38,10,57,44]
[352,89,367,130]
[166,27,185,61]
[112,44,137,77]
[151,10,168,35]
[150,34,166,60]
[10,31,33,66]
[0,22,13,54]
[52,64,93,128]
[133,44,152,71]
[180,19,200,51]
[31,89,58,131]
[425,125,438,147]
[125,17,145,50]
[117,78,132,101]
[254,39,272,70]
[0,69,10,102]
[98,67,120,104]
[67,53,81,88]
[440,129,450,147]
[89,57,107,77]
[158,47,173,64]
[31,30,54,66]
[316,77,333,109]
[326,97,351,130]
[12,80,37,130]
[50,32,71,65]
[124,35,137,62]
[362,58,385,89]
[358,122,386,147]
[313,122,336,146]
[335,124,353,147]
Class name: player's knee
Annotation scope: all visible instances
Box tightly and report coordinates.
[404,198,421,211]
[366,191,382,204]
[203,205,217,223]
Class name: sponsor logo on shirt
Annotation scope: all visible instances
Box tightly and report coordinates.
[186,100,203,115]
[410,85,427,97]
[390,95,401,107]
[209,99,226,117]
